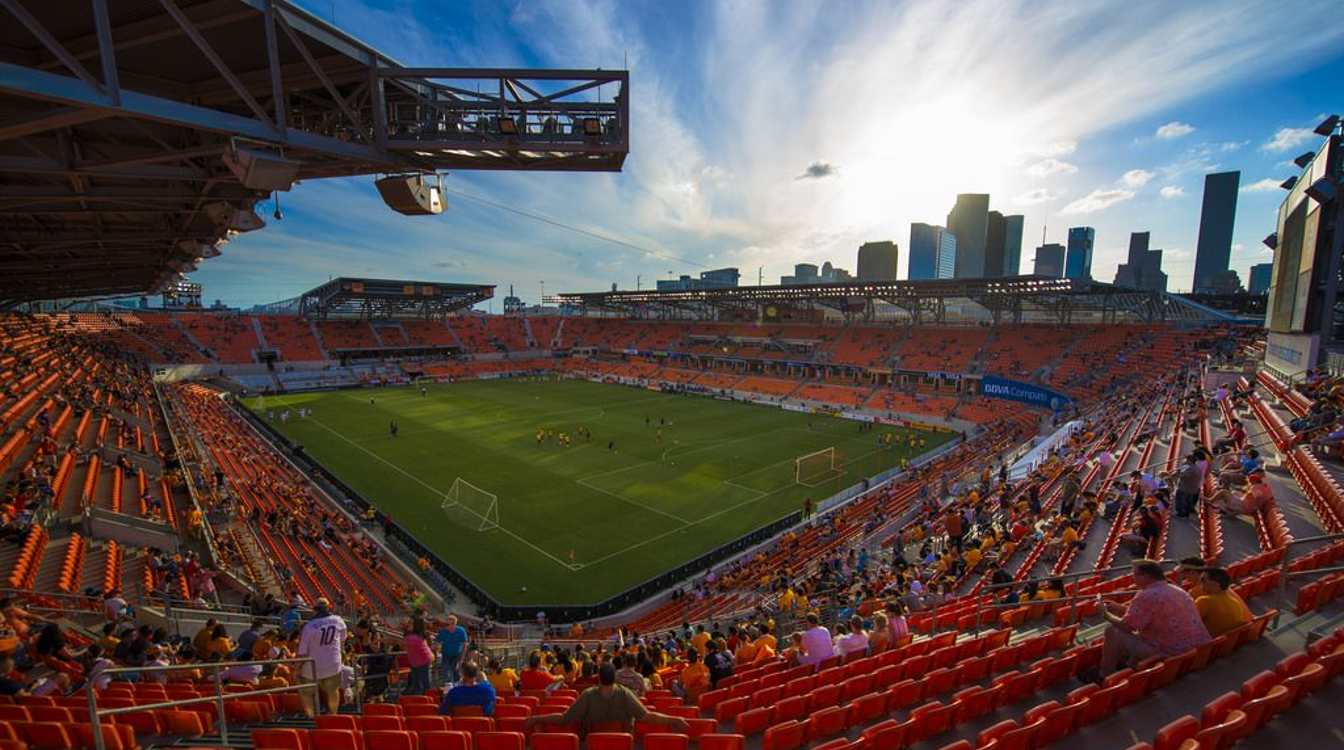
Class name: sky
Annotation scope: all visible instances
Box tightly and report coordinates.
[192,0,1344,308]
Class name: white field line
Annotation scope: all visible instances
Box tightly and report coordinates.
[573,477,694,524]
[305,416,575,571]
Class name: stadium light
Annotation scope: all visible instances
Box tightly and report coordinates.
[1293,151,1316,169]
[581,118,602,136]
[1280,176,1297,190]
[1305,176,1337,205]
[1262,232,1278,251]
[496,116,518,135]
[1314,114,1340,136]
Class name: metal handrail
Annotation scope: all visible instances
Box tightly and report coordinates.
[87,656,318,750]
[982,559,1182,591]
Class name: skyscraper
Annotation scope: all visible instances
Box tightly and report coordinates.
[1113,231,1168,292]
[1065,227,1095,280]
[909,224,957,280]
[984,211,1006,276]
[1033,243,1065,277]
[857,241,899,281]
[1002,215,1024,276]
[1248,263,1273,295]
[1192,171,1240,293]
[946,193,989,278]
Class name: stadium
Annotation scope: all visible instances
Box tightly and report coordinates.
[0,2,1342,750]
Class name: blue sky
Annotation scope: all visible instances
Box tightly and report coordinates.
[192,0,1344,307]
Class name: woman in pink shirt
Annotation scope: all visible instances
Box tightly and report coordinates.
[404,618,435,695]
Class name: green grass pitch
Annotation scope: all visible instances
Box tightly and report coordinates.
[247,378,952,606]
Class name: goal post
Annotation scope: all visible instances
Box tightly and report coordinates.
[441,478,500,532]
[794,446,843,487]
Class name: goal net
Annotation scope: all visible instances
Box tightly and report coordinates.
[795,447,843,487]
[441,478,500,532]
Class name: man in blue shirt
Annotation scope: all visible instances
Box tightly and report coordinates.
[436,615,468,683]
[439,661,495,716]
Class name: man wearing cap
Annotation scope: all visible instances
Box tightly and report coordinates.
[297,598,347,717]
[1209,469,1273,516]
[524,663,689,735]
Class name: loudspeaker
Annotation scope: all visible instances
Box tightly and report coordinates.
[375,174,445,215]
[203,202,265,232]
[222,145,300,191]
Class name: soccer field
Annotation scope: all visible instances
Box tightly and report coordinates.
[247,378,952,606]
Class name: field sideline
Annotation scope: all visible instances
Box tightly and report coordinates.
[248,378,951,605]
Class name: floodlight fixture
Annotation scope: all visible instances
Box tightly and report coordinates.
[1305,176,1337,205]
[496,116,518,135]
[1294,152,1316,169]
[1262,233,1278,251]
[581,118,602,136]
[1314,114,1339,136]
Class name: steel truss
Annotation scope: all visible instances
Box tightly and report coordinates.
[0,0,629,304]
[296,276,492,320]
[556,276,1248,325]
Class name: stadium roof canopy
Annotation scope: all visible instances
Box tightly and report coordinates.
[556,275,1257,325]
[0,0,628,306]
[287,276,493,319]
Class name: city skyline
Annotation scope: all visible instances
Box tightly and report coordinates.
[183,0,1344,306]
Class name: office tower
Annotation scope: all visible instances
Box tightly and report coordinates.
[1248,263,1273,295]
[1033,243,1065,277]
[1002,215,1024,276]
[1192,170,1240,293]
[985,212,1006,276]
[698,268,739,288]
[946,193,989,277]
[1065,226,1096,280]
[857,241,899,281]
[1113,231,1168,292]
[909,224,957,280]
[794,263,818,282]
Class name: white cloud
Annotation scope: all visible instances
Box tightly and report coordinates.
[1026,159,1078,178]
[1159,185,1185,199]
[1120,169,1156,188]
[196,0,1344,305]
[1241,178,1282,192]
[1156,121,1195,139]
[1060,189,1135,215]
[1015,188,1060,205]
[1262,127,1315,152]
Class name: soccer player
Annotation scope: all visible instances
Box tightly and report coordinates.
[421,386,427,397]
[389,421,398,438]
[656,428,663,444]
[297,598,347,716]
[608,441,615,451]
[369,397,375,406]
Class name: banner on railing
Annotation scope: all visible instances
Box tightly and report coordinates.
[980,375,1072,411]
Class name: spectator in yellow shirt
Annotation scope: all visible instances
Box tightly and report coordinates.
[1195,567,1252,637]
[676,649,710,703]
[488,658,520,694]
[690,625,710,657]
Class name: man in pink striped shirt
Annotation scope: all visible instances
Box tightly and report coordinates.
[1095,559,1211,679]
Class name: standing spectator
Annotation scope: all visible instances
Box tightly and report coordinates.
[1087,560,1210,680]
[435,615,468,684]
[404,619,434,696]
[297,598,347,717]
[1174,454,1202,518]
[440,661,497,716]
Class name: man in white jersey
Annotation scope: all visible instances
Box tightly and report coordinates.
[297,598,347,716]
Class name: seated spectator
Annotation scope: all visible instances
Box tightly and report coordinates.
[675,648,709,703]
[524,662,689,734]
[1086,560,1211,680]
[1195,567,1253,637]
[1209,470,1273,516]
[440,661,496,717]
[614,653,647,696]
[835,615,869,657]
[486,657,519,695]
[519,652,560,691]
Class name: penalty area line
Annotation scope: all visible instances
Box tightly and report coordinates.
[304,416,577,572]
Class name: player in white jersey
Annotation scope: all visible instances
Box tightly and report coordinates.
[297,598,347,716]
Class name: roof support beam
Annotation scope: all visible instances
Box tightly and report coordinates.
[158,0,277,132]
[0,106,112,142]
[1,0,105,92]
